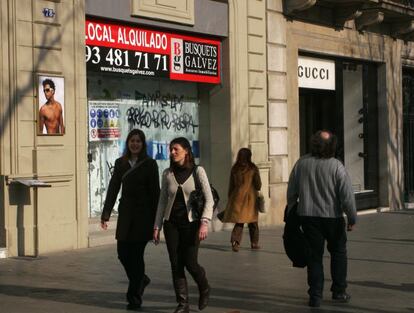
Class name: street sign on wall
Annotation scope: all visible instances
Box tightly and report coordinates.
[85,19,221,84]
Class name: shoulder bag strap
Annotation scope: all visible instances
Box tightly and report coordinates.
[121,157,149,181]
[192,165,202,191]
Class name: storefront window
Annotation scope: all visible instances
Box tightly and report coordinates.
[87,73,199,217]
[343,63,365,192]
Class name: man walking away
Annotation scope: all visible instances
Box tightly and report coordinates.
[286,130,357,308]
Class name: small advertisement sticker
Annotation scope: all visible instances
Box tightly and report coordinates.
[88,102,121,141]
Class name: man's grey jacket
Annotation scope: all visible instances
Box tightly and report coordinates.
[287,154,357,225]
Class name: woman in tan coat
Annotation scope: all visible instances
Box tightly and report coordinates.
[223,148,262,252]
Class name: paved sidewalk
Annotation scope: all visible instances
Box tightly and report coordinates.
[0,211,413,313]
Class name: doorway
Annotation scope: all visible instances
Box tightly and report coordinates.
[298,57,379,209]
[299,88,342,159]
[403,68,414,203]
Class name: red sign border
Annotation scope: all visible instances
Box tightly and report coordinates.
[85,19,221,84]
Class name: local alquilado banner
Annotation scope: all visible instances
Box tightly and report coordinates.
[85,19,221,84]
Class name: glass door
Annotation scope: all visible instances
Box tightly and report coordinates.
[403,68,414,203]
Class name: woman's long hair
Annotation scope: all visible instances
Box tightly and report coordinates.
[122,129,148,161]
[232,148,255,171]
[169,137,195,170]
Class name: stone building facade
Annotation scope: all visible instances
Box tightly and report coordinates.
[1,0,412,257]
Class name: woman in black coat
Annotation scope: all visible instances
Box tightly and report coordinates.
[101,129,160,310]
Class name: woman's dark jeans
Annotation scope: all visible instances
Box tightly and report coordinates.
[163,220,205,282]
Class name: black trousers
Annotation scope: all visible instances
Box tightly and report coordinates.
[300,217,348,299]
[117,240,148,297]
[163,220,205,282]
[231,222,259,245]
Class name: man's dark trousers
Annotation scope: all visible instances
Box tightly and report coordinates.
[300,216,348,300]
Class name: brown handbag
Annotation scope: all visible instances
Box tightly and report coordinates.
[256,191,266,213]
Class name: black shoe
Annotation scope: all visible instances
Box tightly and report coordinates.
[126,293,142,310]
[126,302,141,311]
[173,303,189,313]
[332,292,351,302]
[139,275,151,297]
[198,285,210,310]
[308,297,321,307]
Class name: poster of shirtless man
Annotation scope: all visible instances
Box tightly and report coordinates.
[38,76,65,135]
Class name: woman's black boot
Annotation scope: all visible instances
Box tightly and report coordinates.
[194,267,210,310]
[173,278,189,313]
[198,284,210,311]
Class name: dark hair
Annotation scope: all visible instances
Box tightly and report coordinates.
[232,147,255,170]
[236,148,253,165]
[42,78,55,90]
[310,130,337,158]
[123,129,147,161]
[169,137,195,169]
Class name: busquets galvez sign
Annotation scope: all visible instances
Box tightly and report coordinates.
[85,19,221,84]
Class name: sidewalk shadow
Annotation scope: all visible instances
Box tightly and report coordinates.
[0,282,404,313]
[199,242,286,256]
[382,210,414,216]
[349,281,414,292]
[188,284,400,313]
[197,285,402,313]
[0,284,171,312]
[347,256,414,266]
[349,238,414,246]
[371,237,414,243]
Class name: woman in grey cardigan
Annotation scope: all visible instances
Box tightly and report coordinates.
[153,137,213,313]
